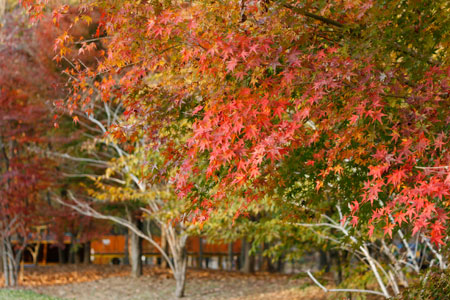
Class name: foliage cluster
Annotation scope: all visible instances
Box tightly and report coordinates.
[399,268,450,300]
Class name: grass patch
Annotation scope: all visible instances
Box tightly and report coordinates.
[0,289,62,300]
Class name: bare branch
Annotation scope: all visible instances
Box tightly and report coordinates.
[49,151,109,166]
[62,173,126,185]
[73,36,112,45]
[415,165,449,170]
[53,192,176,271]
[306,270,387,297]
[424,238,447,269]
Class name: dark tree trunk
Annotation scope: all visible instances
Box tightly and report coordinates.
[261,256,275,272]
[242,238,254,273]
[74,246,81,264]
[257,244,263,271]
[319,250,330,272]
[68,244,75,264]
[260,243,275,272]
[58,246,66,264]
[197,237,203,269]
[123,230,129,265]
[228,242,234,270]
[276,255,284,273]
[83,242,91,265]
[239,238,245,270]
[243,254,255,273]
[333,250,343,284]
[218,255,223,270]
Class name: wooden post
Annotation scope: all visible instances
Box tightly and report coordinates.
[123,230,129,265]
[198,237,203,269]
[218,255,223,270]
[19,258,24,283]
[83,242,91,264]
[42,242,48,265]
[68,236,75,264]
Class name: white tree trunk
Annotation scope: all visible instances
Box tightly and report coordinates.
[165,224,188,298]
[55,193,190,297]
[130,227,143,277]
[173,252,187,298]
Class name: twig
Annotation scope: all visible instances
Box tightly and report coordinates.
[415,166,449,170]
[283,4,344,28]
[74,36,112,45]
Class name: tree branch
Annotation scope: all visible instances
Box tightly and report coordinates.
[283,4,344,28]
[306,270,386,297]
[53,192,176,271]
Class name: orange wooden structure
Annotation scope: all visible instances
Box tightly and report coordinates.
[90,235,242,265]
[17,231,242,266]
[14,228,73,265]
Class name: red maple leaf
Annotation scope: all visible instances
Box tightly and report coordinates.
[383,222,394,238]
[226,57,238,72]
[393,211,407,226]
[387,169,406,186]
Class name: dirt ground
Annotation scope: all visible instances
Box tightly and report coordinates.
[5,265,329,300]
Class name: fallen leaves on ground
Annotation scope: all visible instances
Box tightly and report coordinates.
[0,265,331,299]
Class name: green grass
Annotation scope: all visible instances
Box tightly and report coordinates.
[0,289,63,300]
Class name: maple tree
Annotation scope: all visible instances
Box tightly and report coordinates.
[20,0,450,296]
[0,6,109,283]
[50,95,197,296]
[0,12,63,286]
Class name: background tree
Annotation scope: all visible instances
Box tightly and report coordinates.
[0,11,62,286]
[51,95,196,296]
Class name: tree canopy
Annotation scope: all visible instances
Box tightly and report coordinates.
[23,0,449,246]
